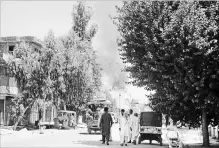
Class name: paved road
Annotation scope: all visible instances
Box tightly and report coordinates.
[1,123,168,148]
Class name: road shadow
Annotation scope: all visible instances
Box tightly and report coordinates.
[72,140,121,148]
[73,139,168,148]
[79,132,101,135]
[140,140,168,147]
[185,143,219,148]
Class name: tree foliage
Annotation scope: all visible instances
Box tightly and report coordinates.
[7,1,102,127]
[113,1,219,146]
[61,1,101,116]
[7,42,44,129]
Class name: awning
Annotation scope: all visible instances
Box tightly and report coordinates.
[0,93,19,100]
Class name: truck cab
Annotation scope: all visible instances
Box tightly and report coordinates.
[86,100,111,134]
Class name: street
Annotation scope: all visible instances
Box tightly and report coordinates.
[1,123,168,148]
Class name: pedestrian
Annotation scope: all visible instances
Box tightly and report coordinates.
[99,108,104,142]
[38,117,44,134]
[119,110,129,146]
[62,113,69,129]
[99,109,113,141]
[69,113,75,128]
[57,113,63,129]
[128,109,134,143]
[99,107,113,145]
[131,113,139,145]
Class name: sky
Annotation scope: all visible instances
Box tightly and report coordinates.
[0,1,150,106]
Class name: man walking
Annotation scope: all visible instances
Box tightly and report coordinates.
[128,109,134,143]
[131,113,139,145]
[99,107,113,145]
[119,110,129,146]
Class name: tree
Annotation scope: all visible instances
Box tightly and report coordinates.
[7,1,102,128]
[7,42,42,130]
[7,31,66,129]
[113,1,219,146]
[55,1,101,121]
[43,30,67,109]
[72,1,98,41]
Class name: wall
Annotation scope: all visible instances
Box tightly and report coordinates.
[0,42,8,53]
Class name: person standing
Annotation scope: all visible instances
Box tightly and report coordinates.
[99,107,113,145]
[119,110,129,146]
[69,113,75,129]
[119,109,125,145]
[128,109,134,143]
[131,113,139,145]
[62,113,69,129]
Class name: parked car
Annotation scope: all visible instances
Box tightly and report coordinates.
[54,110,77,129]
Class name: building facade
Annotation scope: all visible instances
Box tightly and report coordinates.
[0,36,52,126]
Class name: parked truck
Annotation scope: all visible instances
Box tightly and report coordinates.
[86,99,111,134]
[137,111,163,146]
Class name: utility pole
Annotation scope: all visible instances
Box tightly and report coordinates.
[119,93,121,115]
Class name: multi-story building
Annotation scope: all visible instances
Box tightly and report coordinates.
[0,36,57,126]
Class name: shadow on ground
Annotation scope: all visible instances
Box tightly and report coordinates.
[73,139,168,148]
[186,143,219,148]
[79,132,101,135]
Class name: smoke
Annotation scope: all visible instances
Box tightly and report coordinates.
[90,1,128,90]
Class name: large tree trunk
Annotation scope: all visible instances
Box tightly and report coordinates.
[202,108,210,147]
[13,106,29,130]
[165,115,169,127]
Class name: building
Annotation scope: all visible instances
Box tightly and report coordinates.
[0,36,56,126]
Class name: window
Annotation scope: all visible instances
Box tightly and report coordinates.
[8,46,15,55]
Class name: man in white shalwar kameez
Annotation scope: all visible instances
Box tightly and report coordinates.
[119,110,129,146]
[128,109,134,143]
[131,113,139,145]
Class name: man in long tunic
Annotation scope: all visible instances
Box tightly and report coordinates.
[119,110,129,146]
[99,107,113,145]
[131,113,139,145]
[128,109,134,143]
